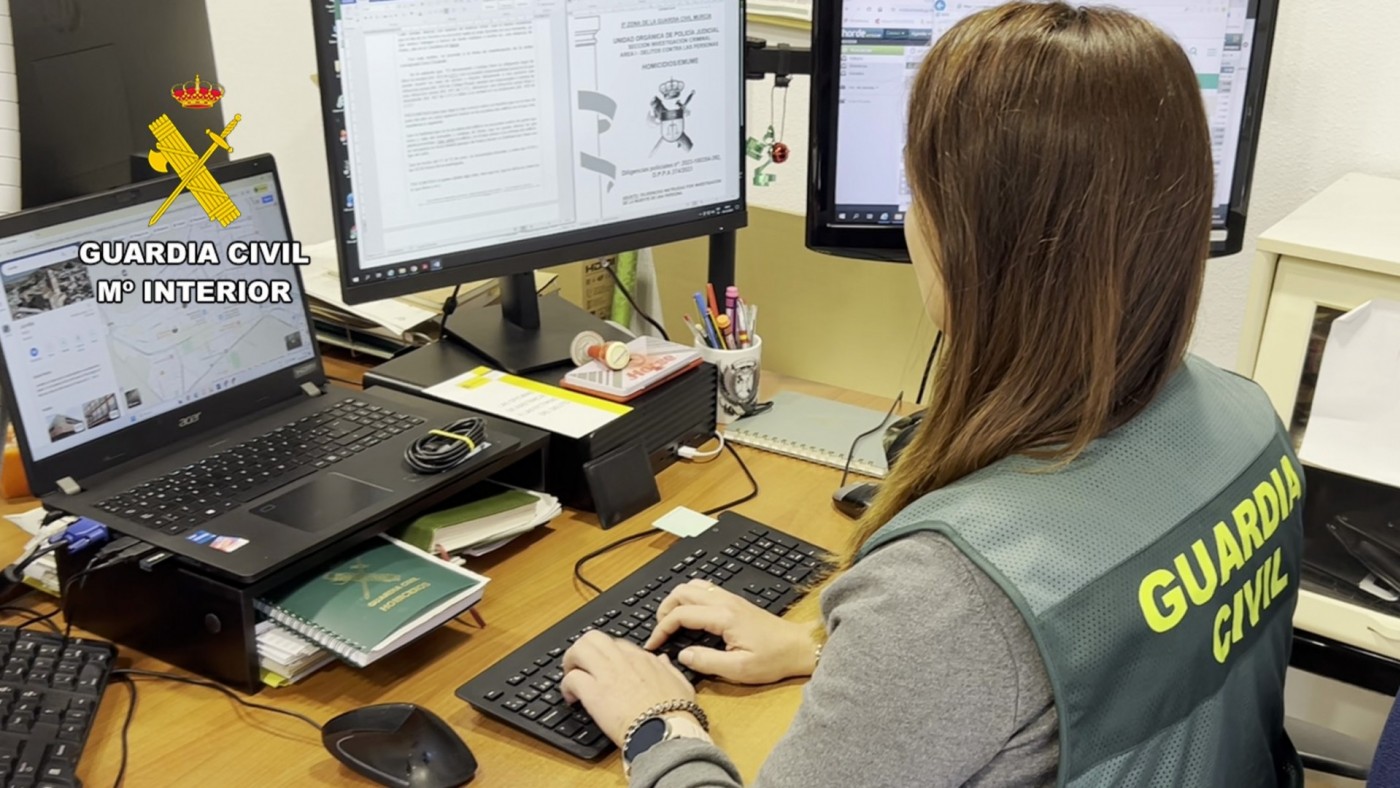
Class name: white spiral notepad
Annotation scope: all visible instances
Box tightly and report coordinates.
[724,391,892,478]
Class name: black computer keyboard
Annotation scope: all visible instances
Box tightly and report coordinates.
[0,626,116,787]
[456,513,830,760]
[95,397,424,535]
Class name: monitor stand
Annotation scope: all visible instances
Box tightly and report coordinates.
[443,272,631,375]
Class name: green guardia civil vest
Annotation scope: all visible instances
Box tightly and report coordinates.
[858,356,1304,787]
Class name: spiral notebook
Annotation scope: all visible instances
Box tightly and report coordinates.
[254,535,488,668]
[725,391,892,478]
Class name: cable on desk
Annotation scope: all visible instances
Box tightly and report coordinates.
[113,668,324,733]
[573,444,760,595]
[114,676,138,788]
[700,443,759,516]
[403,416,488,474]
[0,606,61,634]
[2,541,62,585]
[574,529,660,596]
[20,541,156,638]
[0,610,60,635]
[840,392,903,489]
[603,261,669,341]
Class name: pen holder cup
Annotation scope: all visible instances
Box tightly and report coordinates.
[694,335,761,425]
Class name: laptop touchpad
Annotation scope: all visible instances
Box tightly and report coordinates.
[252,473,395,531]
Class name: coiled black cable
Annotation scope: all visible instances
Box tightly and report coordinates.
[403,417,488,473]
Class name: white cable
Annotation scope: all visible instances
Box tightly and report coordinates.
[678,432,725,461]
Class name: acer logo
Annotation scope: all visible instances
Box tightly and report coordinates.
[178,413,202,428]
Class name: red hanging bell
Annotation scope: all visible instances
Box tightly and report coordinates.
[771,142,789,164]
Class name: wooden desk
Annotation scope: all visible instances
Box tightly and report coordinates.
[0,356,897,786]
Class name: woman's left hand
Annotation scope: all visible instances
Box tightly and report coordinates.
[561,630,697,746]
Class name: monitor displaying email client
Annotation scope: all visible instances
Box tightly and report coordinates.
[0,167,314,468]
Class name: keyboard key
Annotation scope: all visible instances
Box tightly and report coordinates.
[483,690,502,701]
[540,691,562,706]
[520,702,549,720]
[515,690,539,703]
[538,708,567,728]
[554,719,582,738]
[502,699,525,712]
[506,676,524,686]
[531,680,553,693]
[547,647,564,658]
[572,726,603,747]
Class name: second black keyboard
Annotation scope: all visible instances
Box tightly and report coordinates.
[455,512,830,759]
[0,626,117,787]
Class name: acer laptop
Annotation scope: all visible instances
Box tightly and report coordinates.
[0,156,518,582]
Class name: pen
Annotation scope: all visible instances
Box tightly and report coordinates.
[694,293,720,347]
[682,315,708,345]
[706,283,720,317]
[734,297,747,347]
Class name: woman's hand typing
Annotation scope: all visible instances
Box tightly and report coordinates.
[645,579,819,685]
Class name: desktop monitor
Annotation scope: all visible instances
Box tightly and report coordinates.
[10,0,227,208]
[309,0,748,372]
[807,0,1279,260]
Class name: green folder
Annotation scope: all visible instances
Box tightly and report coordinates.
[256,536,488,667]
[396,487,538,553]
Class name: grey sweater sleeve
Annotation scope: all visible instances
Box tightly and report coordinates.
[628,531,1059,788]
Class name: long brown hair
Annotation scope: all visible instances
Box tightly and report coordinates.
[842,4,1213,570]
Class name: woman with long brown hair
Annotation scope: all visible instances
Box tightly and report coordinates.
[560,3,1305,785]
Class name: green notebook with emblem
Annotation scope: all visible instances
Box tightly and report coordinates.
[254,535,488,668]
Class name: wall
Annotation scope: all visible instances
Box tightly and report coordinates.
[205,2,1400,392]
[205,0,332,247]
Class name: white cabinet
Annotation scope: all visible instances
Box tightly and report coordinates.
[1239,172,1400,660]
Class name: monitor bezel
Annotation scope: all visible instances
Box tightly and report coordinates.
[310,0,751,306]
[0,155,325,496]
[805,0,1281,261]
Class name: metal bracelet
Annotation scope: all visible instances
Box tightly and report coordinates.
[622,699,710,754]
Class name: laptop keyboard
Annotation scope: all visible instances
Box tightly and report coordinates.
[94,397,424,535]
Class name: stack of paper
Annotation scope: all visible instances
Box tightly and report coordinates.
[256,620,335,687]
[1298,299,1400,487]
[747,0,812,25]
[396,485,562,558]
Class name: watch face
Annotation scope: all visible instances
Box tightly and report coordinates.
[625,717,669,763]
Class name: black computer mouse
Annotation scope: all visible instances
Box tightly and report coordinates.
[323,703,478,788]
[832,482,879,519]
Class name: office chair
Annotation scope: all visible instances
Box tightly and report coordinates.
[1284,689,1400,784]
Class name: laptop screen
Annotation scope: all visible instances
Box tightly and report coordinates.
[0,172,315,462]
